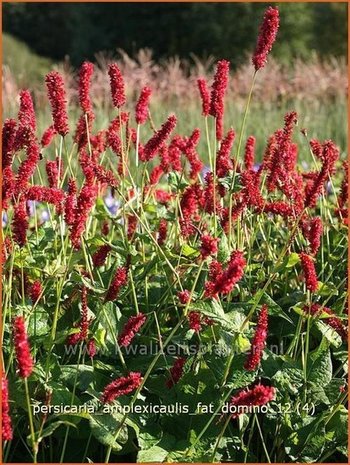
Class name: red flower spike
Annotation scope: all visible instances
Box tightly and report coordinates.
[205,251,246,298]
[45,71,69,136]
[197,78,210,116]
[142,115,177,161]
[230,384,275,418]
[41,125,57,148]
[108,64,126,108]
[200,234,219,259]
[216,129,235,178]
[244,136,256,171]
[29,280,42,303]
[157,219,168,246]
[101,372,142,404]
[135,86,152,124]
[252,7,279,71]
[118,313,147,347]
[178,290,191,305]
[105,266,128,302]
[244,305,268,371]
[78,61,94,114]
[12,199,29,247]
[18,90,36,132]
[92,244,112,267]
[13,316,33,378]
[209,60,230,120]
[1,374,13,441]
[166,357,186,388]
[299,252,318,292]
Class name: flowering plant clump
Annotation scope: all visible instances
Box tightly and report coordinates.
[1,7,348,464]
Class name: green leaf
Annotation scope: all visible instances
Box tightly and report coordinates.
[307,341,332,385]
[137,445,168,462]
[89,410,128,451]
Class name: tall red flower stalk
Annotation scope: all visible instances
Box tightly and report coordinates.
[252,6,280,71]
[1,374,13,441]
[197,78,210,116]
[12,199,29,247]
[304,140,339,208]
[166,357,186,388]
[29,280,42,303]
[135,86,152,124]
[101,372,142,404]
[229,384,275,418]
[16,138,40,192]
[108,63,126,108]
[209,60,230,140]
[18,90,36,132]
[45,71,69,136]
[78,61,94,114]
[157,218,168,246]
[200,234,219,259]
[301,217,323,256]
[244,305,268,371]
[105,266,128,301]
[118,313,147,347]
[41,125,57,148]
[205,251,246,298]
[2,119,17,169]
[92,244,112,267]
[142,115,177,161]
[299,252,318,292]
[69,182,98,249]
[64,178,77,226]
[244,136,256,171]
[13,316,33,378]
[216,128,235,177]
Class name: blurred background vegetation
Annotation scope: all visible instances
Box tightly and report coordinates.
[3,2,347,66]
[2,2,348,159]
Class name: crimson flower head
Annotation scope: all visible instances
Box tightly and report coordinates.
[108,63,126,108]
[101,372,142,404]
[252,6,280,71]
[178,290,191,305]
[205,251,246,298]
[216,128,235,178]
[45,71,69,136]
[78,61,94,114]
[18,90,36,132]
[299,252,318,292]
[135,86,152,124]
[200,234,219,259]
[230,384,275,418]
[197,78,210,116]
[118,313,147,347]
[13,316,33,378]
[29,280,42,303]
[92,244,112,267]
[157,218,168,246]
[12,200,29,247]
[244,136,256,171]
[306,304,348,342]
[41,125,57,148]
[142,115,177,161]
[209,60,230,120]
[105,266,128,302]
[244,305,268,371]
[166,357,186,388]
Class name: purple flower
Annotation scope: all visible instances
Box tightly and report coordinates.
[104,194,120,215]
[2,212,8,228]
